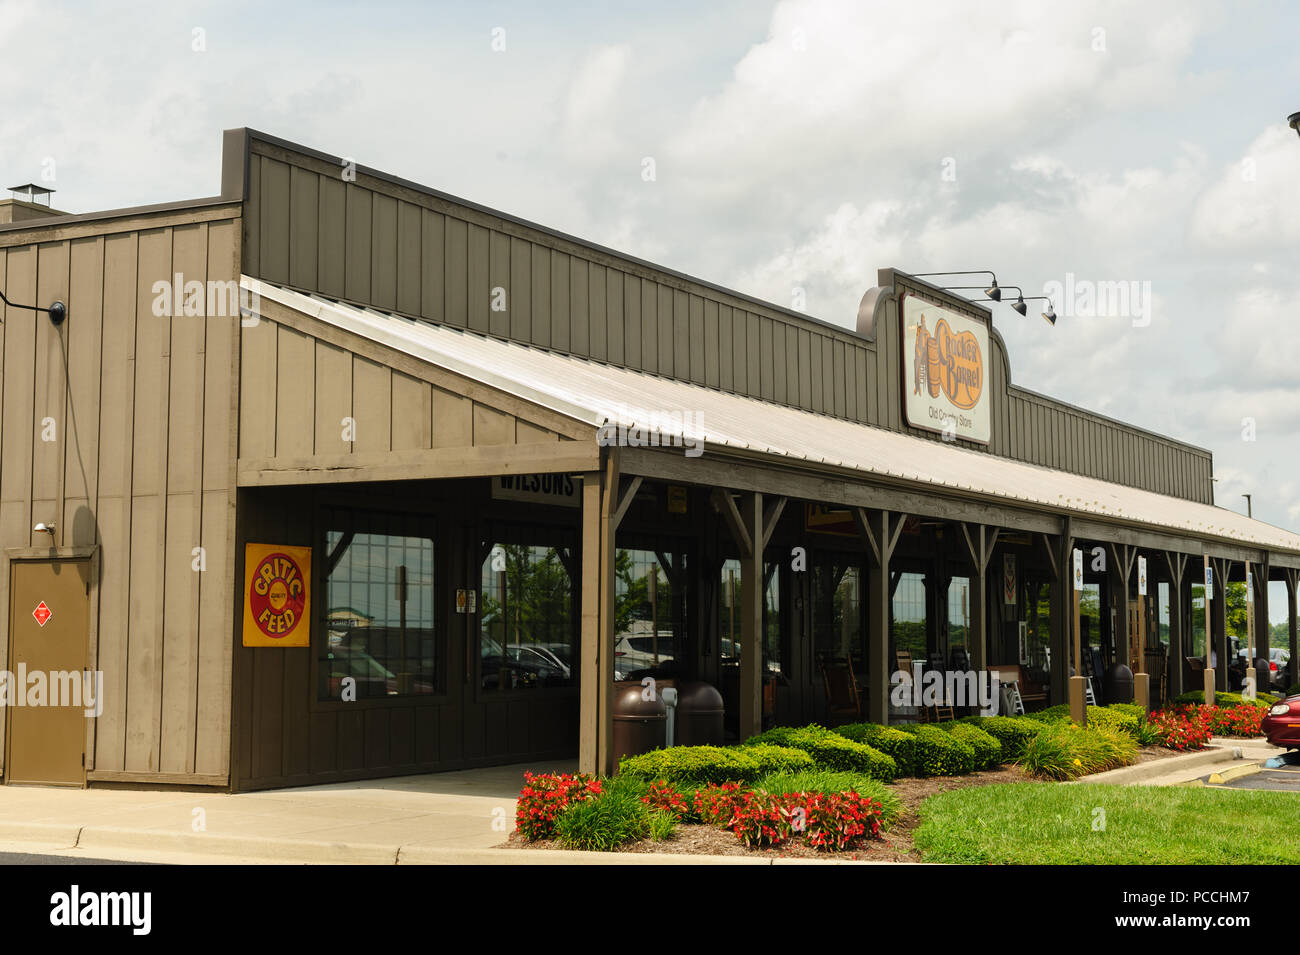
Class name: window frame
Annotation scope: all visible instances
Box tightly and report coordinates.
[472,512,582,703]
[310,501,451,712]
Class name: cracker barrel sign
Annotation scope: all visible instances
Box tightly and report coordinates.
[901,293,991,444]
[242,543,312,647]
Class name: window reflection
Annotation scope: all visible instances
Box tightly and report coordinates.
[321,530,436,700]
[480,539,576,691]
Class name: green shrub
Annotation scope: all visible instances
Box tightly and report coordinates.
[554,780,651,851]
[735,743,815,776]
[939,722,1002,769]
[896,723,977,776]
[755,769,903,828]
[1173,690,1270,710]
[833,722,919,776]
[960,715,1044,760]
[1025,704,1072,723]
[618,745,760,784]
[1084,705,1141,738]
[1017,722,1139,781]
[1286,684,1300,698]
[1106,703,1146,720]
[747,725,897,780]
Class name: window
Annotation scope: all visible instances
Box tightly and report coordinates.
[948,576,970,649]
[813,556,863,678]
[480,529,577,692]
[892,572,927,659]
[320,528,437,701]
[718,559,781,674]
[615,547,688,679]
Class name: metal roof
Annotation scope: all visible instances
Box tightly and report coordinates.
[243,276,1300,556]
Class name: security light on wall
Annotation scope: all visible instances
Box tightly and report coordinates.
[34,521,56,535]
[912,271,1001,302]
[0,289,66,325]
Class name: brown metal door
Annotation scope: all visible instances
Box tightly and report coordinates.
[6,559,90,786]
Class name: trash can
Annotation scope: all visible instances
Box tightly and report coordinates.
[1104,663,1134,705]
[612,683,666,764]
[674,681,725,747]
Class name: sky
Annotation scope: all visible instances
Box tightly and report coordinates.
[3,0,1300,612]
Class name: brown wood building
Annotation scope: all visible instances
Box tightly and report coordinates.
[0,127,1295,791]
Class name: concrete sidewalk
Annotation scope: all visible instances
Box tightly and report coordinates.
[1075,738,1286,787]
[0,761,578,865]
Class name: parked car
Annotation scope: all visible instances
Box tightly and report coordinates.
[614,633,675,673]
[1236,647,1291,691]
[1262,695,1300,749]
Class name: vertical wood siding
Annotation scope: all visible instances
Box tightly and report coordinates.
[0,210,240,780]
[242,140,1213,505]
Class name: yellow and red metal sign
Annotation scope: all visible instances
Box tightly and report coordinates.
[242,543,312,647]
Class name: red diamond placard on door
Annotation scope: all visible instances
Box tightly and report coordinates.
[32,601,51,627]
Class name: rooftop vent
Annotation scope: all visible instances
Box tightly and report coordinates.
[8,183,54,205]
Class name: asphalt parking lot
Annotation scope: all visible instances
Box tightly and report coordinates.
[1202,751,1300,791]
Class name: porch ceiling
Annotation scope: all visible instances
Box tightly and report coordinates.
[242,276,1300,561]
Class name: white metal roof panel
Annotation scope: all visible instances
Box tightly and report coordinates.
[243,276,1300,555]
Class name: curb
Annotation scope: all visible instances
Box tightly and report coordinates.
[0,822,886,865]
[1068,745,1242,786]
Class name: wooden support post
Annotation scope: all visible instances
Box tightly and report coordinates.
[1165,552,1188,699]
[858,508,907,724]
[1254,556,1270,694]
[1048,527,1071,704]
[1109,543,1141,708]
[579,453,639,777]
[959,523,999,672]
[739,492,764,741]
[1212,557,1230,694]
[711,489,784,740]
[1286,568,1299,689]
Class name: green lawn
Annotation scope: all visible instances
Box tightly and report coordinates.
[914,782,1300,864]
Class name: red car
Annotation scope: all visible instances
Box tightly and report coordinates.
[1262,696,1300,749]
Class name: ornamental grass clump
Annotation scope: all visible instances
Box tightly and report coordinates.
[515,771,603,841]
[553,779,651,851]
[1017,722,1137,780]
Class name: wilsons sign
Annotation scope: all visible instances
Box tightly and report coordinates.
[901,294,990,444]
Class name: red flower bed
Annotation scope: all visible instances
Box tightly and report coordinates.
[795,791,883,852]
[1204,703,1264,738]
[1148,708,1212,751]
[692,782,746,825]
[728,789,884,852]
[641,779,689,819]
[515,771,602,840]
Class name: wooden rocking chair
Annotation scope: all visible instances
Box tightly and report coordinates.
[820,658,862,724]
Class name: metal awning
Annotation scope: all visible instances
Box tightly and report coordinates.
[243,276,1300,560]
